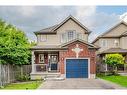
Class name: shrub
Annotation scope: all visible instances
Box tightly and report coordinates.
[16,74,30,82]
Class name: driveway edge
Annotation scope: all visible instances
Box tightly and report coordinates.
[97,78,126,89]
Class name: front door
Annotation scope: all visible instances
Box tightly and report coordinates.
[50,55,58,71]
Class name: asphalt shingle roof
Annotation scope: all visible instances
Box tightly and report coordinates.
[31,39,99,50]
[31,45,67,50]
[99,48,127,54]
[34,15,91,35]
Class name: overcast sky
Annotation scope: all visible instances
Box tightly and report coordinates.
[0,6,127,42]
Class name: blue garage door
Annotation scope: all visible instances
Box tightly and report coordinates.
[66,59,88,78]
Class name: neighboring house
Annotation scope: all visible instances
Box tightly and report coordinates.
[30,15,98,79]
[92,21,127,73]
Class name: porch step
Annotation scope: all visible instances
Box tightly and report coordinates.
[44,74,65,81]
[44,77,65,81]
[45,74,60,78]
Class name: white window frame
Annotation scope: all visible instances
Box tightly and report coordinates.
[61,30,84,43]
[77,33,83,40]
[39,54,45,64]
[61,33,66,43]
[67,30,75,41]
[40,35,47,42]
[61,30,75,43]
[114,40,119,47]
[101,39,107,47]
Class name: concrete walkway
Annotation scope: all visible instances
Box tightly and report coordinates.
[38,78,125,89]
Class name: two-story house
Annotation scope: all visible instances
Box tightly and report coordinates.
[30,15,98,80]
[92,21,127,73]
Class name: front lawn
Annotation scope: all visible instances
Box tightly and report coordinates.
[1,81,42,90]
[98,75,127,87]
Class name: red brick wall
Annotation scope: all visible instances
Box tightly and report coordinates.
[59,41,96,74]
[35,53,39,64]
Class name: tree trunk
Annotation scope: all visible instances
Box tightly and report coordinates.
[115,66,117,71]
[112,65,115,75]
[112,65,118,75]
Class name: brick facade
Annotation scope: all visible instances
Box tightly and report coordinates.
[59,41,96,74]
[34,41,96,76]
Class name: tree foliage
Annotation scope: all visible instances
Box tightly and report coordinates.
[105,54,125,75]
[105,54,125,66]
[0,19,32,65]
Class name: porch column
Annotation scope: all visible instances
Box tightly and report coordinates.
[124,64,127,72]
[103,55,108,72]
[31,51,35,73]
[105,64,108,71]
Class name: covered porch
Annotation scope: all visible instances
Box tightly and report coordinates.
[32,51,60,73]
[30,45,67,79]
[97,48,127,73]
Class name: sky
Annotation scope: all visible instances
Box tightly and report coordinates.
[0,6,127,42]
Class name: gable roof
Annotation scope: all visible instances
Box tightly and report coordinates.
[34,15,91,35]
[34,25,59,34]
[31,38,99,50]
[120,31,127,37]
[92,21,127,44]
[31,45,68,50]
[60,38,99,49]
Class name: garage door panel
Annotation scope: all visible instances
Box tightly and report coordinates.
[66,59,89,78]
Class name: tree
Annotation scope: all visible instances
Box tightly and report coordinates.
[0,19,31,65]
[105,54,125,74]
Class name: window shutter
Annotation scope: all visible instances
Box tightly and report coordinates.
[61,33,63,43]
[77,33,82,39]
[77,33,79,39]
[61,33,67,43]
[74,31,76,39]
[80,33,83,40]
[66,32,68,42]
[101,40,107,47]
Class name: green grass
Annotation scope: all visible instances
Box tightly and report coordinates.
[1,81,42,90]
[99,75,127,87]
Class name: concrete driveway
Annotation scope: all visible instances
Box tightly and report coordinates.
[38,78,125,89]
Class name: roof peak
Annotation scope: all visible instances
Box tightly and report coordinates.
[92,20,127,44]
[60,38,99,49]
[35,15,91,35]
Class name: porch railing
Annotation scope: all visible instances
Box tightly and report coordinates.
[34,64,48,72]
[33,63,59,73]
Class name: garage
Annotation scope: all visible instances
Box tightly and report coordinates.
[66,59,89,78]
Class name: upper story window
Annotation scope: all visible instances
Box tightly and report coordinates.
[114,40,119,47]
[101,39,107,47]
[61,33,67,43]
[77,33,83,39]
[61,30,83,43]
[67,31,75,41]
[40,35,47,42]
